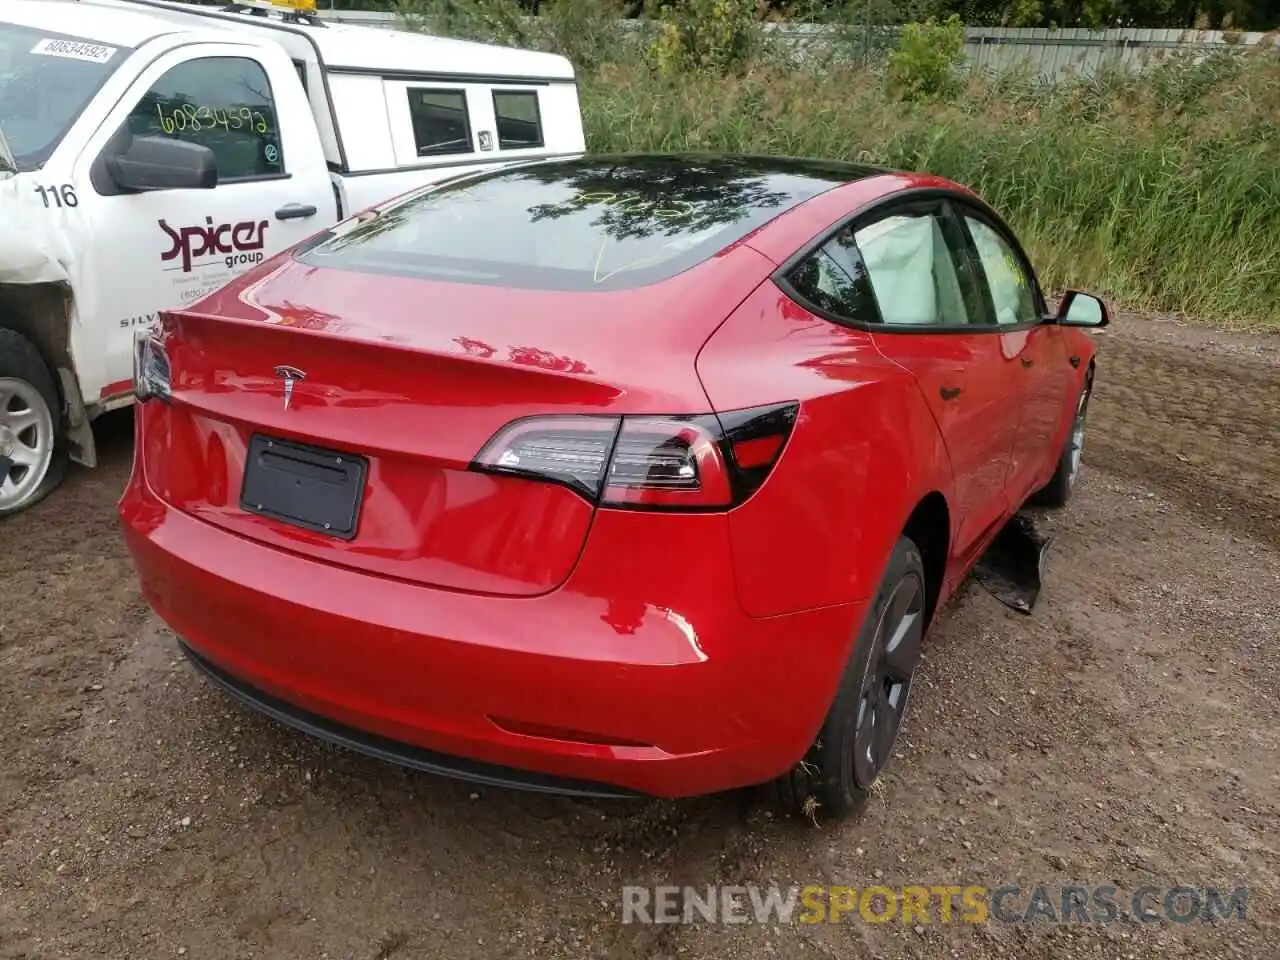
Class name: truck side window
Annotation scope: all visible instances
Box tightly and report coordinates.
[126,56,285,182]
[492,91,543,150]
[406,88,472,157]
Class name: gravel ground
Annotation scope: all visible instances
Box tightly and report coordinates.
[1,312,1277,960]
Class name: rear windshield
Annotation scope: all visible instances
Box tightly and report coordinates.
[298,157,847,291]
[0,24,133,171]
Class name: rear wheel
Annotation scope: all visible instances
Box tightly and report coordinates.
[0,329,66,518]
[1030,370,1093,509]
[772,536,926,821]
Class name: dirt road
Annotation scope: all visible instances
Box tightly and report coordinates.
[2,314,1277,960]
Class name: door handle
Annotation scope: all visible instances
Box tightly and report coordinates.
[939,386,962,401]
[1021,357,1034,369]
[275,203,317,221]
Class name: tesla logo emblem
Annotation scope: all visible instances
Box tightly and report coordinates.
[273,365,306,410]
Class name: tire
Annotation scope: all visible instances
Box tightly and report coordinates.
[772,536,927,821]
[0,328,67,518]
[1029,369,1093,510]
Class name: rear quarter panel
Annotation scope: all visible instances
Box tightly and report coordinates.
[696,284,954,619]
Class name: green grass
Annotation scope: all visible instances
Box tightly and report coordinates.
[580,49,1280,328]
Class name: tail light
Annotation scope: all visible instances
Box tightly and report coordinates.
[133,329,172,403]
[471,402,799,511]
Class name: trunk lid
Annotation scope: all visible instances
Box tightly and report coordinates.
[144,247,771,596]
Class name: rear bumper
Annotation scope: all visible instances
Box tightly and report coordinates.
[180,641,640,798]
[119,451,865,799]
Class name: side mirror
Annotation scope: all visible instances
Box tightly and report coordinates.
[106,135,217,192]
[1054,290,1109,329]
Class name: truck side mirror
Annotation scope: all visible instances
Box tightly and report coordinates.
[106,136,218,192]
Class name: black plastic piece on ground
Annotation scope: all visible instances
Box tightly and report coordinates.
[178,640,644,800]
[972,513,1053,615]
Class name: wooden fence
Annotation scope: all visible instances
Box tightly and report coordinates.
[312,10,1277,81]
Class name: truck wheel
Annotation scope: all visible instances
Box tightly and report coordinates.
[772,536,926,821]
[0,328,67,518]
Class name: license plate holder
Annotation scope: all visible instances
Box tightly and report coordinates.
[240,434,367,540]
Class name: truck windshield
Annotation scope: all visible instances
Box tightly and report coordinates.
[0,24,132,171]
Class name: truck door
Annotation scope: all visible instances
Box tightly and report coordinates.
[71,41,337,404]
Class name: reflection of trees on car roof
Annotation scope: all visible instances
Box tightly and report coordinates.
[306,156,886,290]
[331,155,876,253]
[519,158,794,245]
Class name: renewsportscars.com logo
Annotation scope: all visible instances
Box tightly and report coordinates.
[621,883,1250,926]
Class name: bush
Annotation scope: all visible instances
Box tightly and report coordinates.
[394,0,636,71]
[886,15,967,102]
[538,0,635,73]
[648,0,764,76]
[392,0,533,46]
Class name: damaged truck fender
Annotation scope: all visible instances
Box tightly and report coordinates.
[0,178,96,476]
[0,282,97,471]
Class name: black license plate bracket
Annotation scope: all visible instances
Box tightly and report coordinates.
[240,434,367,540]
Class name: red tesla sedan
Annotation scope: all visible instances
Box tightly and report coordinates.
[120,154,1107,818]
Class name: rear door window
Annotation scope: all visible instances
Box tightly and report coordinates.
[492,90,543,150]
[853,210,986,327]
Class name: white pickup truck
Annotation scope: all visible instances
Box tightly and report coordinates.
[0,0,586,516]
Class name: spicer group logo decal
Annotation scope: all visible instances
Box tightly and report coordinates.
[160,217,269,273]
